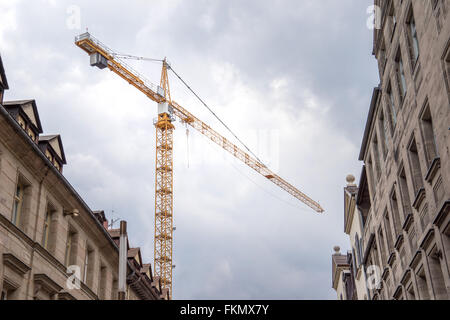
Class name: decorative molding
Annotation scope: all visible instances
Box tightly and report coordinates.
[33,273,63,296]
[58,291,76,300]
[2,253,31,275]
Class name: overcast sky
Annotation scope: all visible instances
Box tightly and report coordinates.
[1,0,379,299]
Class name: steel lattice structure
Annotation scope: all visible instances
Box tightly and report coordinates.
[154,112,174,295]
[75,32,324,299]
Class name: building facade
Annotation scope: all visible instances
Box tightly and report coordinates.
[333,0,450,300]
[0,55,167,300]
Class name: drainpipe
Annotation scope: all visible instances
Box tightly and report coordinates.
[118,221,127,300]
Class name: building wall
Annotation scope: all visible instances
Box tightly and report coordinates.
[348,205,369,300]
[0,61,162,300]
[359,0,450,300]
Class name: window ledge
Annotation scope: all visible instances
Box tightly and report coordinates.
[424,157,441,183]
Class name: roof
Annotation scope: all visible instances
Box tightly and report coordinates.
[92,210,107,224]
[128,247,143,267]
[359,87,380,161]
[356,166,367,205]
[3,99,43,133]
[38,134,67,163]
[0,54,8,90]
[128,247,140,258]
[108,228,120,238]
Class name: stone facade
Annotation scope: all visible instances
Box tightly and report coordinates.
[0,55,167,300]
[333,0,450,300]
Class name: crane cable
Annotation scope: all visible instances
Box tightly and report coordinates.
[168,65,267,167]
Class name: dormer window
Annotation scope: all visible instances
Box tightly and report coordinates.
[45,149,53,162]
[3,100,43,144]
[17,115,26,130]
[27,127,36,141]
[39,135,67,173]
[54,160,61,171]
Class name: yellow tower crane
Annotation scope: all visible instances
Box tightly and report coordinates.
[74,32,324,299]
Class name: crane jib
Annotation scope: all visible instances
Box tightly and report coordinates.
[74,32,325,298]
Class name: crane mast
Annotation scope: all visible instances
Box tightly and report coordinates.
[74,32,324,298]
[154,60,175,296]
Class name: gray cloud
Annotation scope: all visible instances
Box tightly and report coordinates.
[1,0,378,299]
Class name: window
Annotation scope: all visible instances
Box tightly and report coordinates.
[12,182,24,226]
[407,137,424,196]
[408,224,417,254]
[406,7,420,65]
[444,45,450,95]
[355,234,362,266]
[27,127,36,142]
[416,267,430,300]
[42,205,53,249]
[367,155,376,199]
[419,203,430,231]
[387,82,397,128]
[383,211,394,252]
[398,166,412,217]
[406,283,416,300]
[379,37,387,74]
[17,115,26,130]
[433,176,444,205]
[399,246,407,268]
[378,228,387,265]
[390,187,403,236]
[431,0,447,33]
[45,149,53,162]
[111,279,118,300]
[84,247,95,287]
[379,109,389,159]
[54,160,61,172]
[372,137,382,181]
[428,248,449,299]
[388,3,397,41]
[65,231,76,267]
[396,50,407,101]
[99,264,107,300]
[420,103,438,167]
